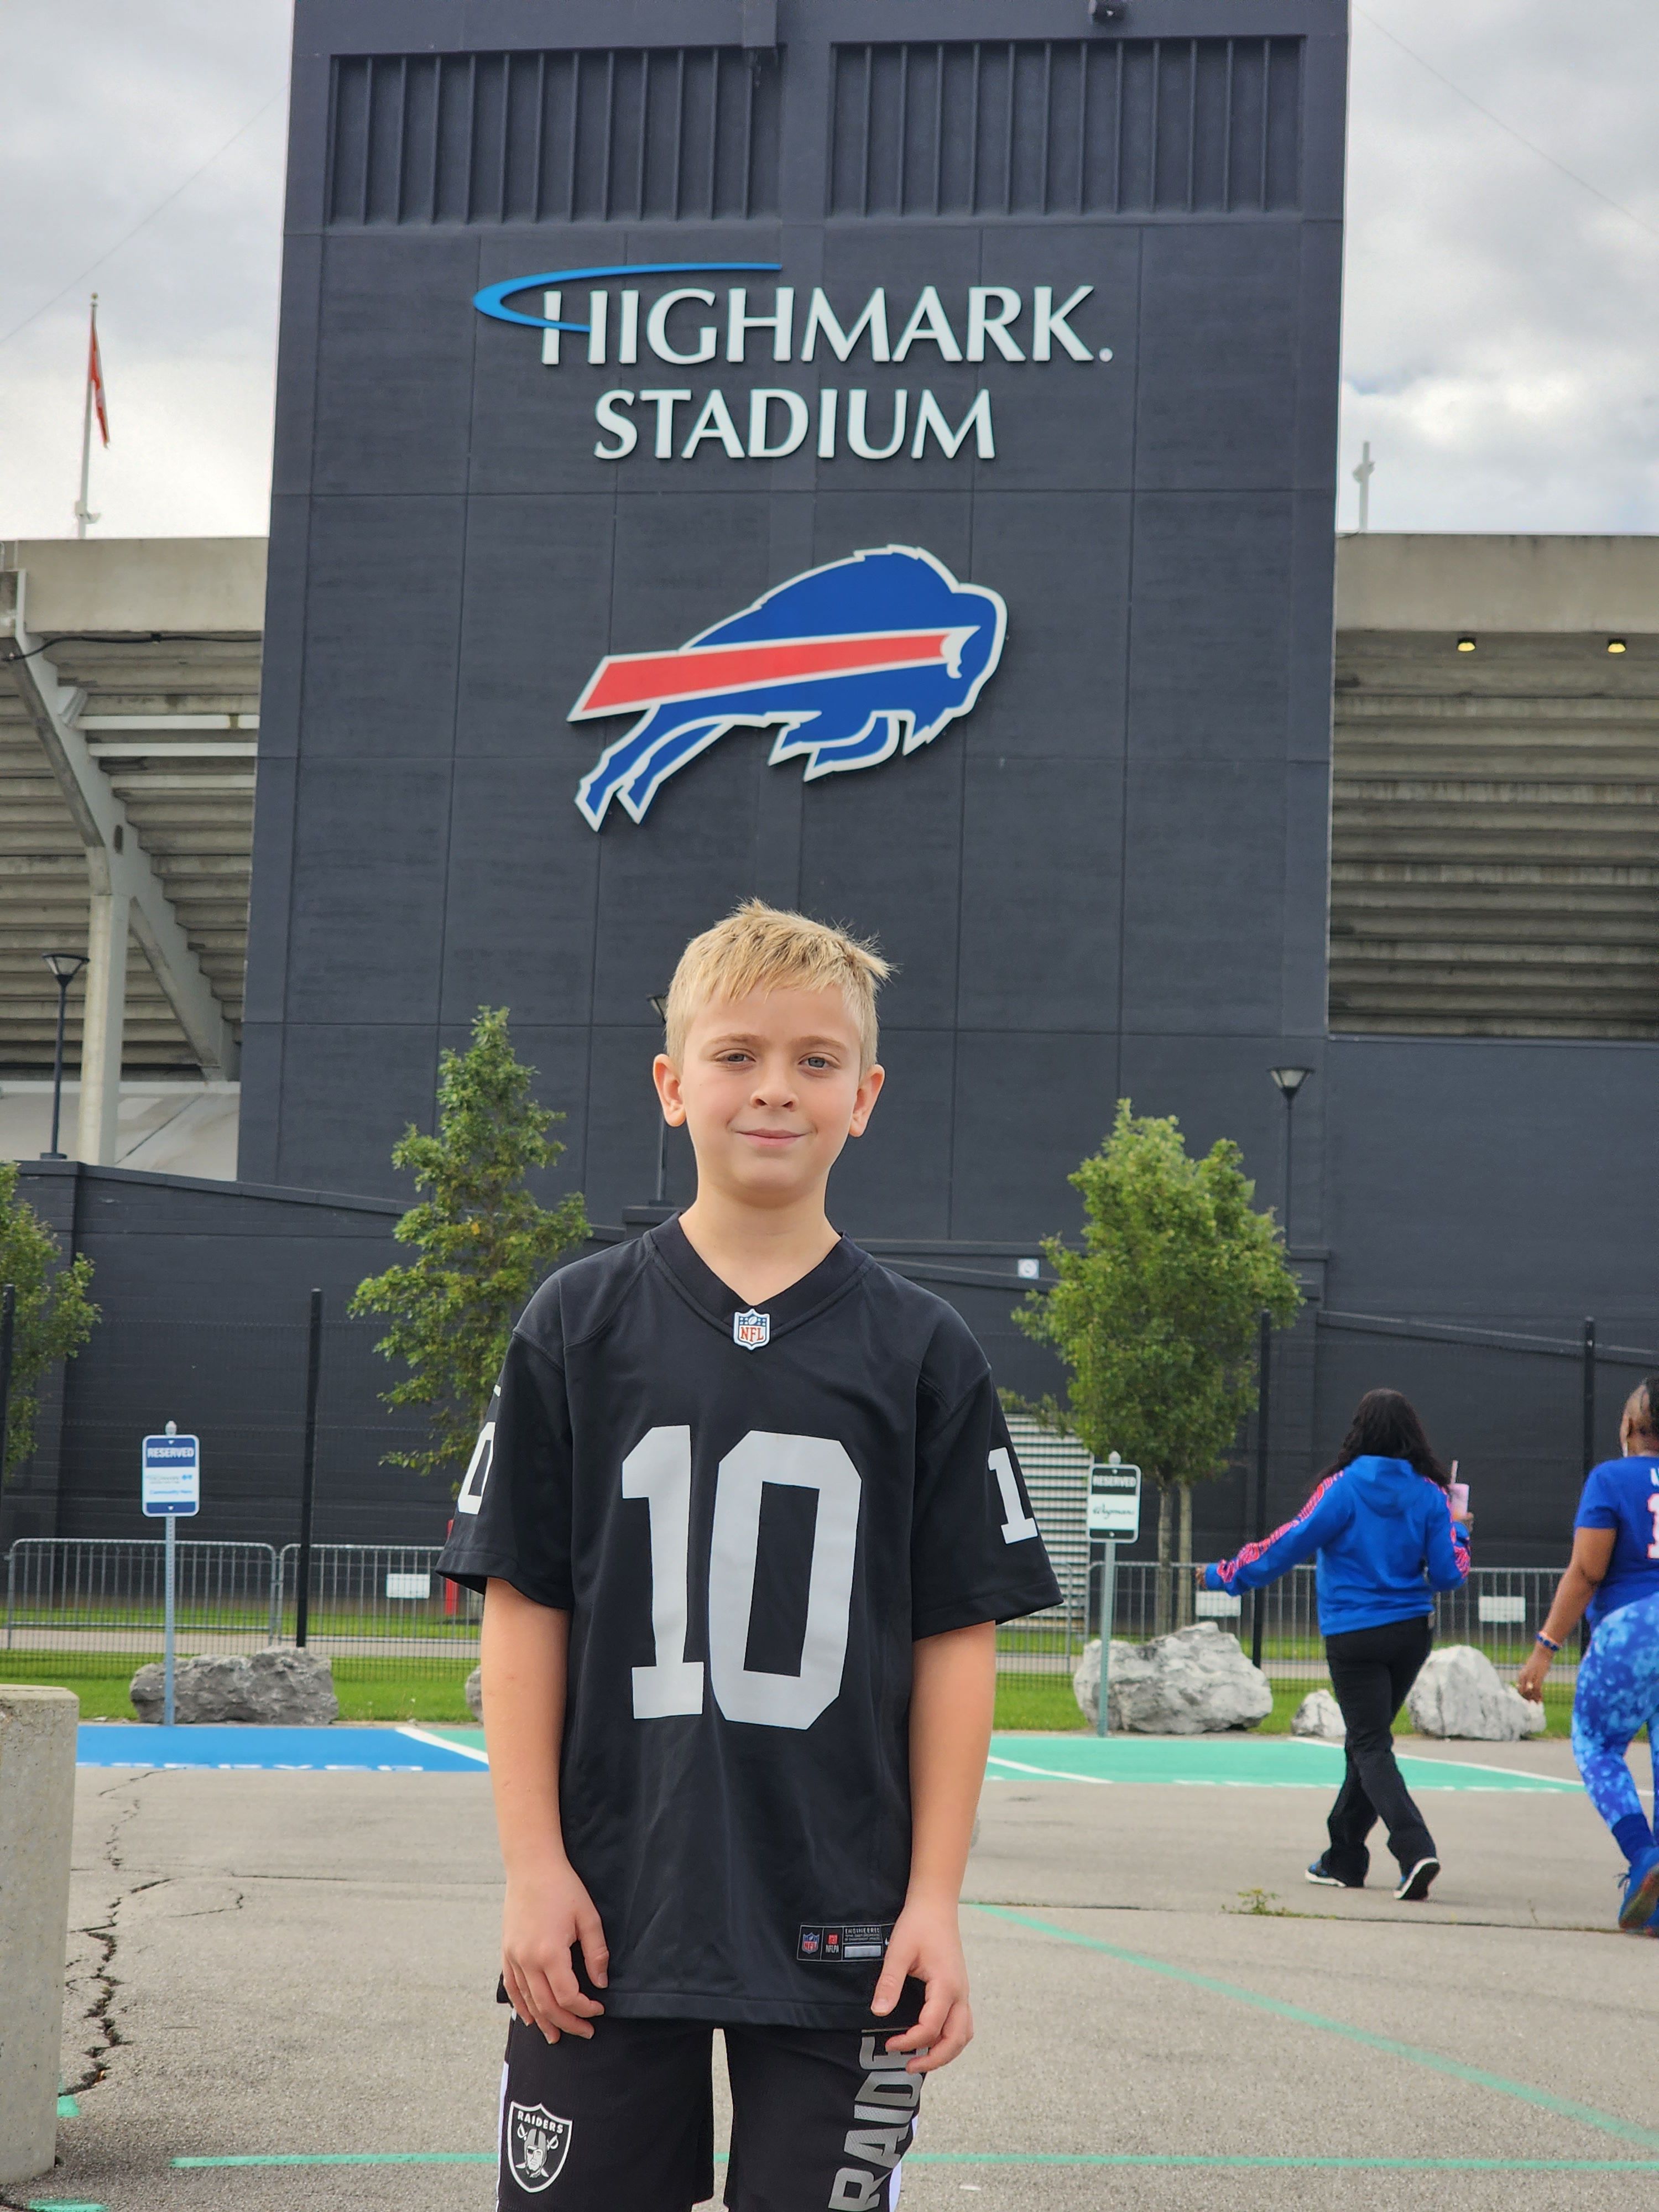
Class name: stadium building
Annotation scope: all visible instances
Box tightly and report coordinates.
[4,0,1658,1567]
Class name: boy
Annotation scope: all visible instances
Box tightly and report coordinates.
[439,899,1059,2211]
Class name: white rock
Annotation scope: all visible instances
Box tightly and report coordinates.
[1406,1645,1545,1741]
[130,1648,339,1726]
[1291,1688,1347,1741]
[1073,1620,1273,1735]
[465,1666,483,1722]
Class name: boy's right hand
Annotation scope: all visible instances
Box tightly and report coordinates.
[502,1858,609,2043]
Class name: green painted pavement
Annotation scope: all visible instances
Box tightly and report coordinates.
[167,2153,1659,2174]
[974,1907,1659,2150]
[985,1733,1580,1791]
[432,1725,1578,1792]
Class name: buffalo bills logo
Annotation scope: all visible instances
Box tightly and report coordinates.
[570,546,1006,827]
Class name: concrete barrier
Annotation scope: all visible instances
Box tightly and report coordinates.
[0,1686,79,2187]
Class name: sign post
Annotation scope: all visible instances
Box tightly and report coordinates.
[141,1423,200,1726]
[1087,1456,1141,1738]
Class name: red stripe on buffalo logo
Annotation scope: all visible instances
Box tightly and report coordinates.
[571,629,968,719]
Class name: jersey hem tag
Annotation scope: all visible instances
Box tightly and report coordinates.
[798,1921,893,1963]
[733,1307,771,1350]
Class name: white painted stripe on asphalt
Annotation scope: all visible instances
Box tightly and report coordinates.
[395,1724,489,1764]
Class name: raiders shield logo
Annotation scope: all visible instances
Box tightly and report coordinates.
[732,1307,770,1350]
[505,2101,572,2194]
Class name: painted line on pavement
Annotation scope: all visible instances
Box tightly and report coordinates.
[395,1723,489,1764]
[166,2153,1659,2174]
[973,1906,1659,2150]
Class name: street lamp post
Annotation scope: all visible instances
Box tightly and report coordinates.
[1268,1065,1313,1249]
[40,953,88,1160]
[649,994,670,1206]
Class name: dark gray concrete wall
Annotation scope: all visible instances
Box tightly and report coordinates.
[241,0,1348,1256]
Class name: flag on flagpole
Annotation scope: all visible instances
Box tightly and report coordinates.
[87,300,109,446]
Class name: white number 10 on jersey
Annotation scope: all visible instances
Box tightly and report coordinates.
[625,1426,862,1731]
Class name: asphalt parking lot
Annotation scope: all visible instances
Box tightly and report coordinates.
[20,1731,1658,2212]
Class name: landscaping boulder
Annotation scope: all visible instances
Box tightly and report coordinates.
[1406,1645,1544,1741]
[465,1666,483,1722]
[1291,1688,1347,1742]
[1073,1621,1272,1734]
[130,1649,339,1726]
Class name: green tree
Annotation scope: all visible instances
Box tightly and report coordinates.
[0,1161,98,1483]
[351,1008,589,1483]
[1014,1099,1301,1634]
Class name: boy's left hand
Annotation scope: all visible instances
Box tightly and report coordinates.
[871,1897,972,2074]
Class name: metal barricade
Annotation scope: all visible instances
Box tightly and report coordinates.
[2,1537,281,1656]
[994,1561,1577,1727]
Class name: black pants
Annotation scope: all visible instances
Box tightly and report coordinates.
[1322,1614,1436,1880]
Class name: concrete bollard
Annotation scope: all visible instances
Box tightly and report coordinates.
[0,1686,79,2187]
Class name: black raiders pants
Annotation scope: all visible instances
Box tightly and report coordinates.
[1322,1613,1438,1880]
[497,1986,926,2212]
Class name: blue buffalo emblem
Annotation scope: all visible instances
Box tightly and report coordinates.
[570,546,1006,828]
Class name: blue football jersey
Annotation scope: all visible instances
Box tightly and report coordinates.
[1575,1455,1659,1627]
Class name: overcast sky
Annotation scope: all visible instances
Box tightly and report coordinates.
[3,1,1658,540]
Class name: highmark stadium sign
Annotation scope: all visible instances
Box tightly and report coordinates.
[472,260,1113,463]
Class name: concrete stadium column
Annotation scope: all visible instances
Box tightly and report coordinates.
[0,1686,79,2187]
[76,885,129,1166]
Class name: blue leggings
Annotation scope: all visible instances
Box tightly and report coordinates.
[1571,1592,1659,1839]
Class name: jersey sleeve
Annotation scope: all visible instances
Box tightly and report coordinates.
[909,1363,1062,1640]
[435,1331,574,1608]
[1574,1463,1620,1530]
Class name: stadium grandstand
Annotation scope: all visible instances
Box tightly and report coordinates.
[0,538,260,1173]
[3,530,1658,1180]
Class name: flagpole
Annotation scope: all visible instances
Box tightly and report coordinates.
[75,294,98,539]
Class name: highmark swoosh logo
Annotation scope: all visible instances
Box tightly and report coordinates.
[472,260,783,333]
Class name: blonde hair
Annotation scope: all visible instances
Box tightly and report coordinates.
[664,899,891,1071]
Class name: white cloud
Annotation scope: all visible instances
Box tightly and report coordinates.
[1339,0,1659,530]
[0,0,290,539]
[2,0,1657,538]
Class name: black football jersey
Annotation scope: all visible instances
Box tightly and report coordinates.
[437,1218,1060,2027]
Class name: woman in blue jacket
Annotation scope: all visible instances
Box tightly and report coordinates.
[1517,1375,1659,1932]
[1201,1389,1470,1902]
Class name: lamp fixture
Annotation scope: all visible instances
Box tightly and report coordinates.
[1608,638,1628,655]
[1455,637,1477,654]
[1269,1066,1312,1100]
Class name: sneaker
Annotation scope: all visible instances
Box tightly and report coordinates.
[1616,1846,1659,1932]
[1395,1857,1439,1902]
[1306,1859,1364,1889]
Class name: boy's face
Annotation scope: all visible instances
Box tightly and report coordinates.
[655,985,884,1210]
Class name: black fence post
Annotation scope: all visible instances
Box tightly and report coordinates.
[1581,1316,1597,1477]
[295,1287,323,1648]
[1250,1308,1271,1671]
[0,1282,14,1483]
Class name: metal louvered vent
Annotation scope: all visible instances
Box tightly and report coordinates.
[829,38,1302,217]
[327,49,781,225]
[1005,1415,1093,1612]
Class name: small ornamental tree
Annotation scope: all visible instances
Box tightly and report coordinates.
[352,1008,589,1484]
[1014,1100,1301,1634]
[0,1161,98,1483]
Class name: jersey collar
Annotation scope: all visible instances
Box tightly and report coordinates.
[646,1215,869,1343]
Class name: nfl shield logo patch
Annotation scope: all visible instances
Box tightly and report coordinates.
[733,1307,770,1351]
[506,2101,572,2194]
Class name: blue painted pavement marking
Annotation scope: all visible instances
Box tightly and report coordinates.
[75,1724,489,1773]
